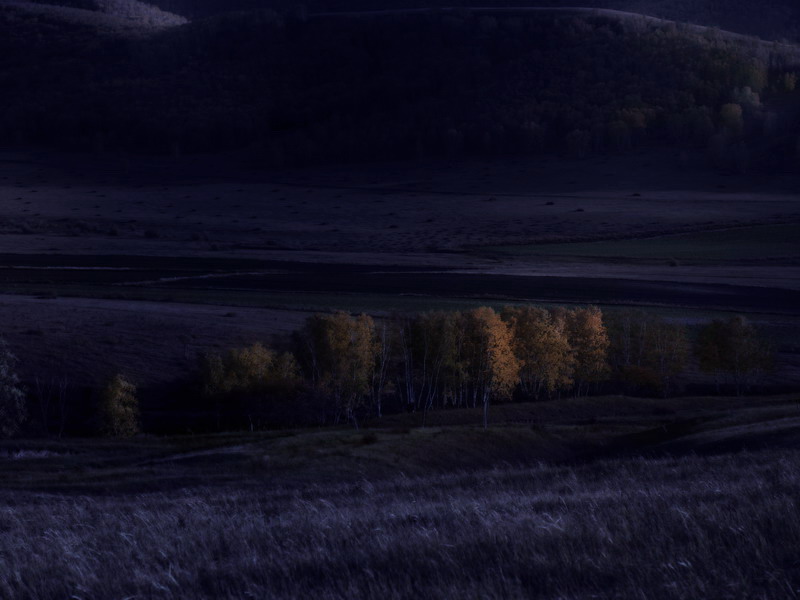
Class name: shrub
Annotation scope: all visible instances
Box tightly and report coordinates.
[0,341,26,438]
[99,374,139,437]
[199,343,300,397]
[695,316,774,395]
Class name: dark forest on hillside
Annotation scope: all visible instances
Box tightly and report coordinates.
[2,7,800,171]
[66,0,800,42]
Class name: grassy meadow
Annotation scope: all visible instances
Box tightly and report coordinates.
[1,395,799,599]
[1,447,798,599]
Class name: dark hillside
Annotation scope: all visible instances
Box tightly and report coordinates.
[137,0,800,42]
[17,0,800,41]
[2,7,800,169]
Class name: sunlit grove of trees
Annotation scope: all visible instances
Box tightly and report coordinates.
[191,307,775,431]
[0,308,780,437]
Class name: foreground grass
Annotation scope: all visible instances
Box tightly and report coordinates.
[1,397,798,598]
[1,394,798,492]
[1,449,798,599]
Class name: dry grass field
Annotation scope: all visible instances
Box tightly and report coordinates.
[2,149,798,258]
[2,449,800,600]
[0,395,799,599]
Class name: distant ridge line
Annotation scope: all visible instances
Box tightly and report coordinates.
[313,6,800,52]
[0,0,187,30]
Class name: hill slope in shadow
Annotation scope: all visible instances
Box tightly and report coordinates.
[2,6,799,171]
[136,0,800,42]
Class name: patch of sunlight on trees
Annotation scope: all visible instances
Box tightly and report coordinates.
[0,307,778,437]
[186,306,775,432]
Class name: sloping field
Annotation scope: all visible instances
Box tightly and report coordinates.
[1,393,798,491]
[0,293,309,388]
[2,396,798,599]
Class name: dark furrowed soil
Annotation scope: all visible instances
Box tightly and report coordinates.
[0,254,797,314]
[154,266,800,314]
